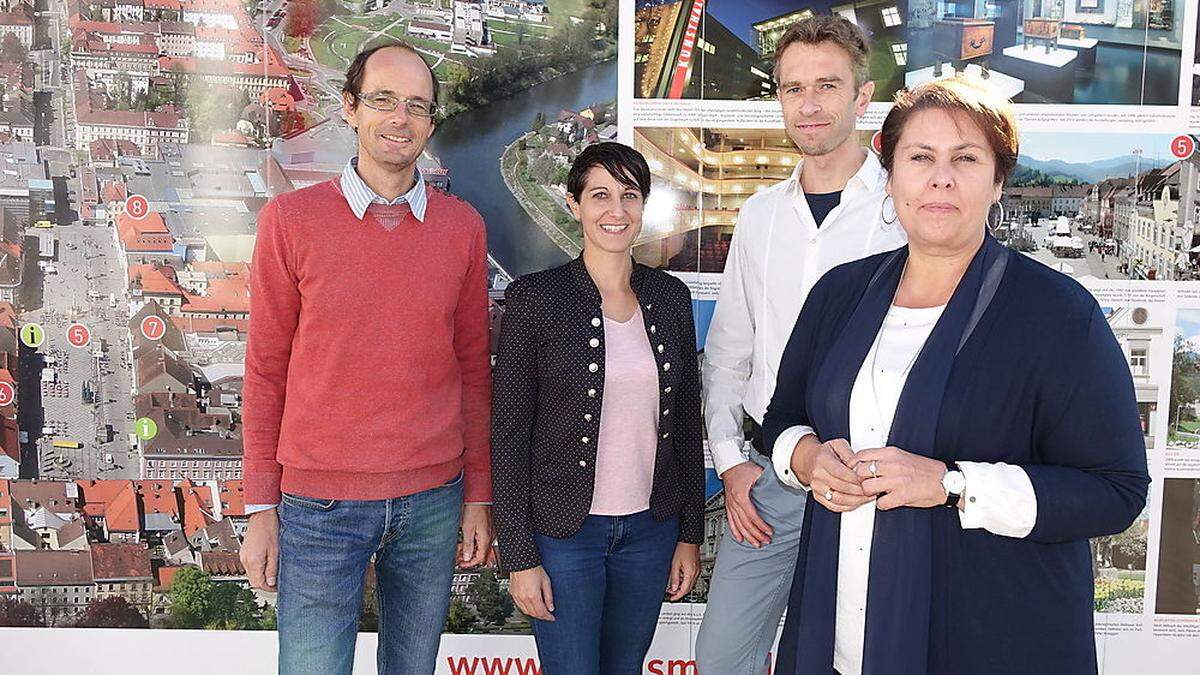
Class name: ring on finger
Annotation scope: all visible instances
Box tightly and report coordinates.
[869,460,878,477]
[824,489,834,501]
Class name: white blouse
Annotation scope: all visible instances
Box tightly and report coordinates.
[771,304,1038,675]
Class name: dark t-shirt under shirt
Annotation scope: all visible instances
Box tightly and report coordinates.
[805,190,843,228]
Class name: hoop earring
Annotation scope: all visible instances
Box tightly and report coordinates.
[882,195,898,225]
[987,200,1005,231]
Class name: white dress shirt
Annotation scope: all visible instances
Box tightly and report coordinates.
[771,304,1038,675]
[702,152,908,476]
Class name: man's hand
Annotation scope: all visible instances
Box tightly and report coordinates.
[720,461,773,547]
[509,566,555,621]
[240,509,279,591]
[460,503,493,568]
[791,437,872,513]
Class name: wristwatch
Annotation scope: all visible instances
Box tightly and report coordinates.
[941,461,966,508]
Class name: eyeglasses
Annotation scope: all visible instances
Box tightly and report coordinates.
[355,91,439,118]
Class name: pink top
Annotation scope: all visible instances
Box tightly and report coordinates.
[590,307,660,516]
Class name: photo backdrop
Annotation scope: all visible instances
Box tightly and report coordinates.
[0,0,1198,672]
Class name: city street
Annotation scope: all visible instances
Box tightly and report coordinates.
[17,216,136,480]
[1013,219,1126,281]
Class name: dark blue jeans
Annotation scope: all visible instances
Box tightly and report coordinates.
[532,510,678,675]
[276,473,463,675]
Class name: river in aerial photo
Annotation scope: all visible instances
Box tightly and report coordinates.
[429,60,617,278]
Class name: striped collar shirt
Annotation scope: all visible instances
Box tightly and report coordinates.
[340,156,428,222]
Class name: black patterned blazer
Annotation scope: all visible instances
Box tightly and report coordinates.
[490,257,705,573]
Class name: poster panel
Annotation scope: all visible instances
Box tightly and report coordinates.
[1,0,1199,672]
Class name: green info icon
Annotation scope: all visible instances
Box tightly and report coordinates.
[20,323,45,348]
[134,417,159,441]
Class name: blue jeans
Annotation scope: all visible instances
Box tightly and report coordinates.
[532,510,678,675]
[277,473,463,675]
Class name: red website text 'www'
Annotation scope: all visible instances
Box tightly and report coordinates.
[445,657,700,675]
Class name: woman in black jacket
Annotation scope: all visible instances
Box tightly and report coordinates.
[491,142,705,674]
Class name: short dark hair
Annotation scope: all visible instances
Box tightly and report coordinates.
[566,142,652,203]
[342,40,440,110]
[773,15,870,89]
[879,77,1020,186]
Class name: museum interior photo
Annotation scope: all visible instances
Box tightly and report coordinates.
[906,0,1184,105]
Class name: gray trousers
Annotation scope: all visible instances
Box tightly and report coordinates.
[696,450,807,675]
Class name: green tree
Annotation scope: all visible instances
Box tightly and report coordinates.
[467,570,513,627]
[260,604,277,630]
[144,85,171,110]
[207,583,265,630]
[586,0,617,39]
[168,566,265,630]
[442,14,612,116]
[1170,335,1200,426]
[532,110,545,132]
[185,82,249,140]
[359,583,379,632]
[168,566,214,628]
[528,155,557,185]
[105,74,133,111]
[445,597,477,633]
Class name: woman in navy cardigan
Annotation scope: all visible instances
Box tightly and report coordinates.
[762,78,1149,675]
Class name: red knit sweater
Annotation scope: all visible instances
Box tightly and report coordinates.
[243,179,492,505]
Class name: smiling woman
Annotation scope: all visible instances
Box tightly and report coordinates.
[564,142,652,255]
[491,141,706,673]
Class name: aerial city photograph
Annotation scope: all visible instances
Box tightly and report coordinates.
[0,0,618,631]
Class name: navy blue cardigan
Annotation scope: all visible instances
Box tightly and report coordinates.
[763,239,1150,675]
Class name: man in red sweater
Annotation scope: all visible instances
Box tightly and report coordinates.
[240,41,493,675]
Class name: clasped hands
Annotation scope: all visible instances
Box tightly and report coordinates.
[789,437,949,512]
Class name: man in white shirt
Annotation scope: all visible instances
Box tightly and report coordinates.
[695,16,906,674]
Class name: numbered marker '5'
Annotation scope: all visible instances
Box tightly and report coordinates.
[1171,135,1195,160]
[68,323,91,348]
